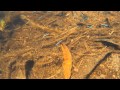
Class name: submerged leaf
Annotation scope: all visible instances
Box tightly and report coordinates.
[61,43,72,79]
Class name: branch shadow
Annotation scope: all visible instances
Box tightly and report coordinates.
[85,52,112,79]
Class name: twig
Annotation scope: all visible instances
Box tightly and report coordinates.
[85,52,112,79]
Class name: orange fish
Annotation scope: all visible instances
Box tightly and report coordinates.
[61,43,72,79]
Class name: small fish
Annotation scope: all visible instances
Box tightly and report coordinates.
[42,33,49,38]
[80,12,88,21]
[86,24,93,28]
[95,39,120,50]
[55,40,63,46]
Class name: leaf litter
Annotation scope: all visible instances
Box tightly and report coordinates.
[0,11,120,79]
[61,43,72,79]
